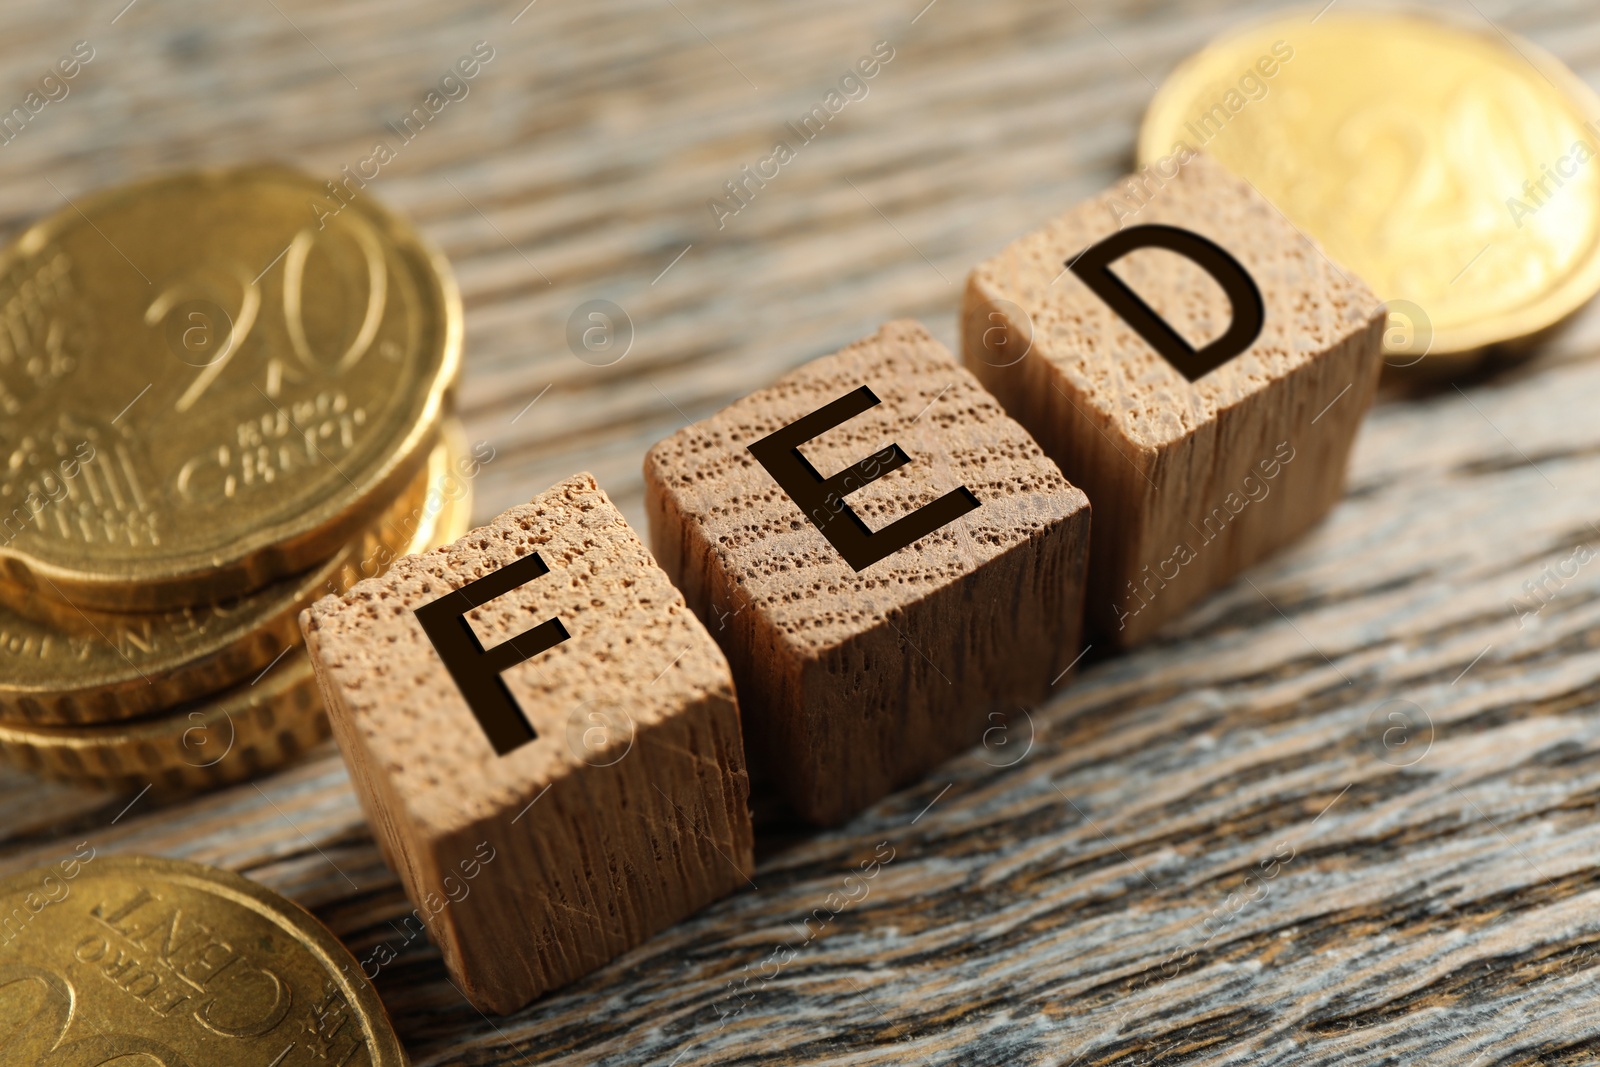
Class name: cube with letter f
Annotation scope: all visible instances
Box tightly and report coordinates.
[301,473,753,1013]
[645,321,1090,825]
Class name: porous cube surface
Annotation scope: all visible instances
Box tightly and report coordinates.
[964,152,1385,645]
[301,472,752,1014]
[645,320,1089,825]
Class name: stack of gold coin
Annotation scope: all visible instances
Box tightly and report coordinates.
[0,166,469,792]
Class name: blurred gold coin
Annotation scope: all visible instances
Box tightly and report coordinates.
[0,422,474,790]
[1138,9,1600,363]
[0,853,406,1066]
[0,164,461,611]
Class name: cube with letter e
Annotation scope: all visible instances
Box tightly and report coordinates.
[300,473,753,1013]
[645,320,1089,825]
[964,153,1385,645]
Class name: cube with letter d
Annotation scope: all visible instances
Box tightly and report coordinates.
[301,473,753,1013]
[964,153,1384,646]
[645,320,1090,825]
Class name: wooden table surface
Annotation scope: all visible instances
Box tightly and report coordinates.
[5,0,1600,1063]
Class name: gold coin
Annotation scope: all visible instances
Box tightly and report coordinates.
[0,419,484,726]
[0,164,461,611]
[0,422,450,726]
[1137,9,1600,361]
[0,424,473,790]
[0,853,406,1066]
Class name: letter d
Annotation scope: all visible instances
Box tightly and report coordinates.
[1069,223,1264,381]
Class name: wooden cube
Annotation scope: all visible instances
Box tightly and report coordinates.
[301,473,753,1013]
[964,153,1384,645]
[645,320,1089,826]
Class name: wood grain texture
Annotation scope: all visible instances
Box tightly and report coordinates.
[2,0,1600,1063]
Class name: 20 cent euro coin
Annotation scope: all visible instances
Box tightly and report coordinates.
[0,165,460,609]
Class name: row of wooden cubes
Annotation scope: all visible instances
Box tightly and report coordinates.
[301,156,1386,1013]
